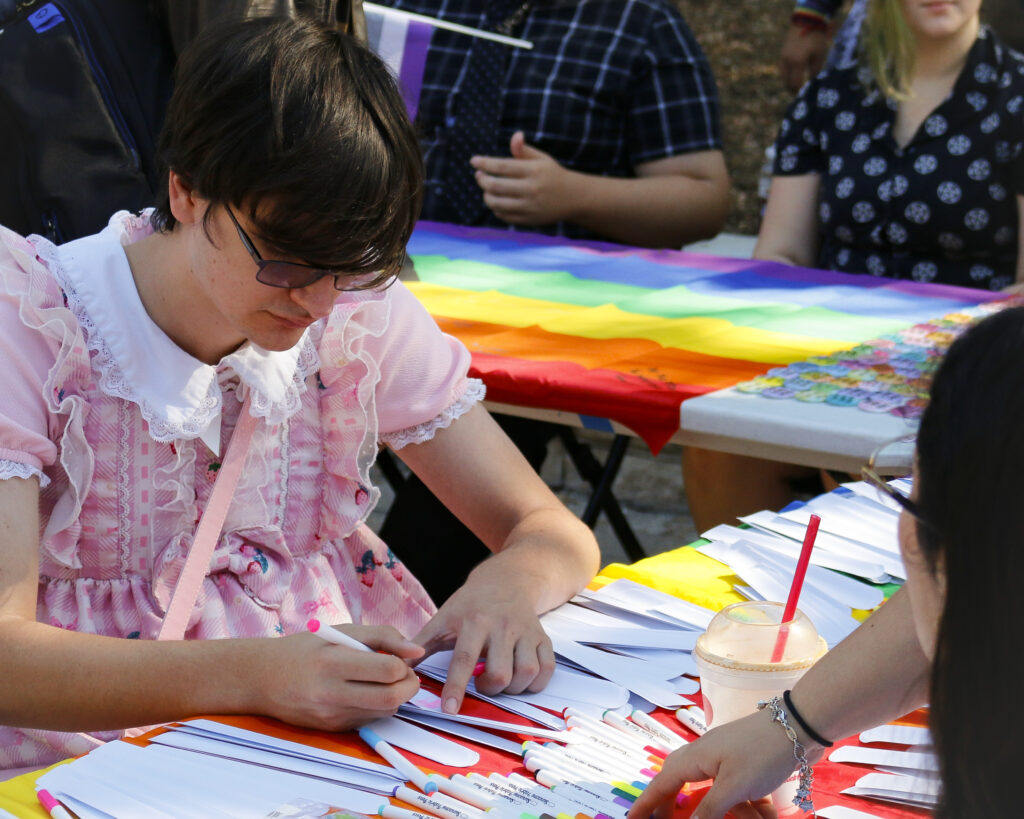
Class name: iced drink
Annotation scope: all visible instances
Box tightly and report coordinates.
[694,601,827,814]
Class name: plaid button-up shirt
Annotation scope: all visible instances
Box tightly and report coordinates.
[386,0,723,240]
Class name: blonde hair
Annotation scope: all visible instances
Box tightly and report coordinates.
[862,0,916,99]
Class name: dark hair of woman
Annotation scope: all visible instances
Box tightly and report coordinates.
[915,305,1024,817]
[151,15,423,289]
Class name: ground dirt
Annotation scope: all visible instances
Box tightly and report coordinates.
[677,0,801,235]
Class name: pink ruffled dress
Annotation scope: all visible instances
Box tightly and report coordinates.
[0,212,485,769]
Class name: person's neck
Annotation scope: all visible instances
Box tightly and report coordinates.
[123,228,244,365]
[912,17,979,84]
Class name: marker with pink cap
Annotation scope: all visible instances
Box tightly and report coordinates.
[307,618,372,652]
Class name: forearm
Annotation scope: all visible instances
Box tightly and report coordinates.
[468,507,599,615]
[565,166,729,249]
[789,588,930,748]
[0,616,264,732]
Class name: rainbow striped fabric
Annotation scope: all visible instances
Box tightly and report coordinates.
[406,221,1002,453]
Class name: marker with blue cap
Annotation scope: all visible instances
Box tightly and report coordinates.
[358,726,435,794]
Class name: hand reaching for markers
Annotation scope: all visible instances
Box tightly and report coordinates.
[628,710,813,819]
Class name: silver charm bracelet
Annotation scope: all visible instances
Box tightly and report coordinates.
[756,695,817,815]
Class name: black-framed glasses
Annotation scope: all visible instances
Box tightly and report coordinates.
[861,435,933,530]
[225,204,345,291]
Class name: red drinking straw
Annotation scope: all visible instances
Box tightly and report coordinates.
[771,513,821,663]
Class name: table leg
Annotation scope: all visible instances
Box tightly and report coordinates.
[557,429,647,562]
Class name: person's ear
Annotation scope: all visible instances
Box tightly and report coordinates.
[168,170,207,225]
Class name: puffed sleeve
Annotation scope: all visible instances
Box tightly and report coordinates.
[627,4,723,165]
[370,282,485,448]
[0,255,60,478]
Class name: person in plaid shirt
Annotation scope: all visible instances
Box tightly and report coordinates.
[385,0,729,248]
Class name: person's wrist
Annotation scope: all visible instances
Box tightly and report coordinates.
[556,165,586,225]
[783,688,834,752]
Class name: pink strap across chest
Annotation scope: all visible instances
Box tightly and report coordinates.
[157,397,259,641]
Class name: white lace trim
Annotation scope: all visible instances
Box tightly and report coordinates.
[32,217,320,442]
[382,379,486,450]
[0,459,51,487]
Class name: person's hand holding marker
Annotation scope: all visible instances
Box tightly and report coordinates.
[258,619,424,731]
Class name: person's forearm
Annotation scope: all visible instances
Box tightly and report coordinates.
[789,588,930,748]
[467,508,599,615]
[565,170,729,249]
[0,616,264,731]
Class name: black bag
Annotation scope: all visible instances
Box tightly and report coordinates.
[0,0,175,243]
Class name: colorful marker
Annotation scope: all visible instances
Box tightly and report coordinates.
[394,785,486,819]
[308,618,372,652]
[550,738,661,775]
[427,776,497,810]
[629,710,686,749]
[359,727,434,794]
[564,721,667,764]
[601,711,671,752]
[522,750,630,811]
[36,790,76,819]
[563,712,653,753]
[674,706,708,737]
[379,805,438,819]
[539,742,657,782]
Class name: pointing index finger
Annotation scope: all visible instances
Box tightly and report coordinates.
[440,627,488,714]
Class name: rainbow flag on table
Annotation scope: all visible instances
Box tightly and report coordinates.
[406,222,1003,453]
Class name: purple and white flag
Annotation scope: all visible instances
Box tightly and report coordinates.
[365,4,434,121]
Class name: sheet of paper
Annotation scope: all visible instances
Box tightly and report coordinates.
[829,745,938,773]
[817,806,886,819]
[703,523,890,584]
[569,596,702,631]
[604,645,698,678]
[696,540,861,646]
[395,712,523,755]
[541,607,699,650]
[741,511,906,579]
[399,696,569,737]
[782,495,900,557]
[367,714,480,766]
[859,724,932,747]
[578,579,714,630]
[38,761,180,819]
[841,772,939,807]
[840,480,906,514]
[666,674,701,695]
[700,535,885,611]
[832,488,904,523]
[399,701,568,740]
[39,739,388,818]
[498,664,631,710]
[149,730,400,790]
[416,652,565,729]
[178,719,399,777]
[544,626,686,708]
[139,742,386,814]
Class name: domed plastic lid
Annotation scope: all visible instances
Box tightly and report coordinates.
[695,601,827,672]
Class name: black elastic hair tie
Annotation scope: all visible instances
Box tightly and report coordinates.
[783,689,834,747]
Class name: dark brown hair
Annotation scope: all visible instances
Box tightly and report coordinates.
[151,16,422,289]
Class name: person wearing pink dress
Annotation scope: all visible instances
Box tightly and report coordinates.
[0,16,599,770]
